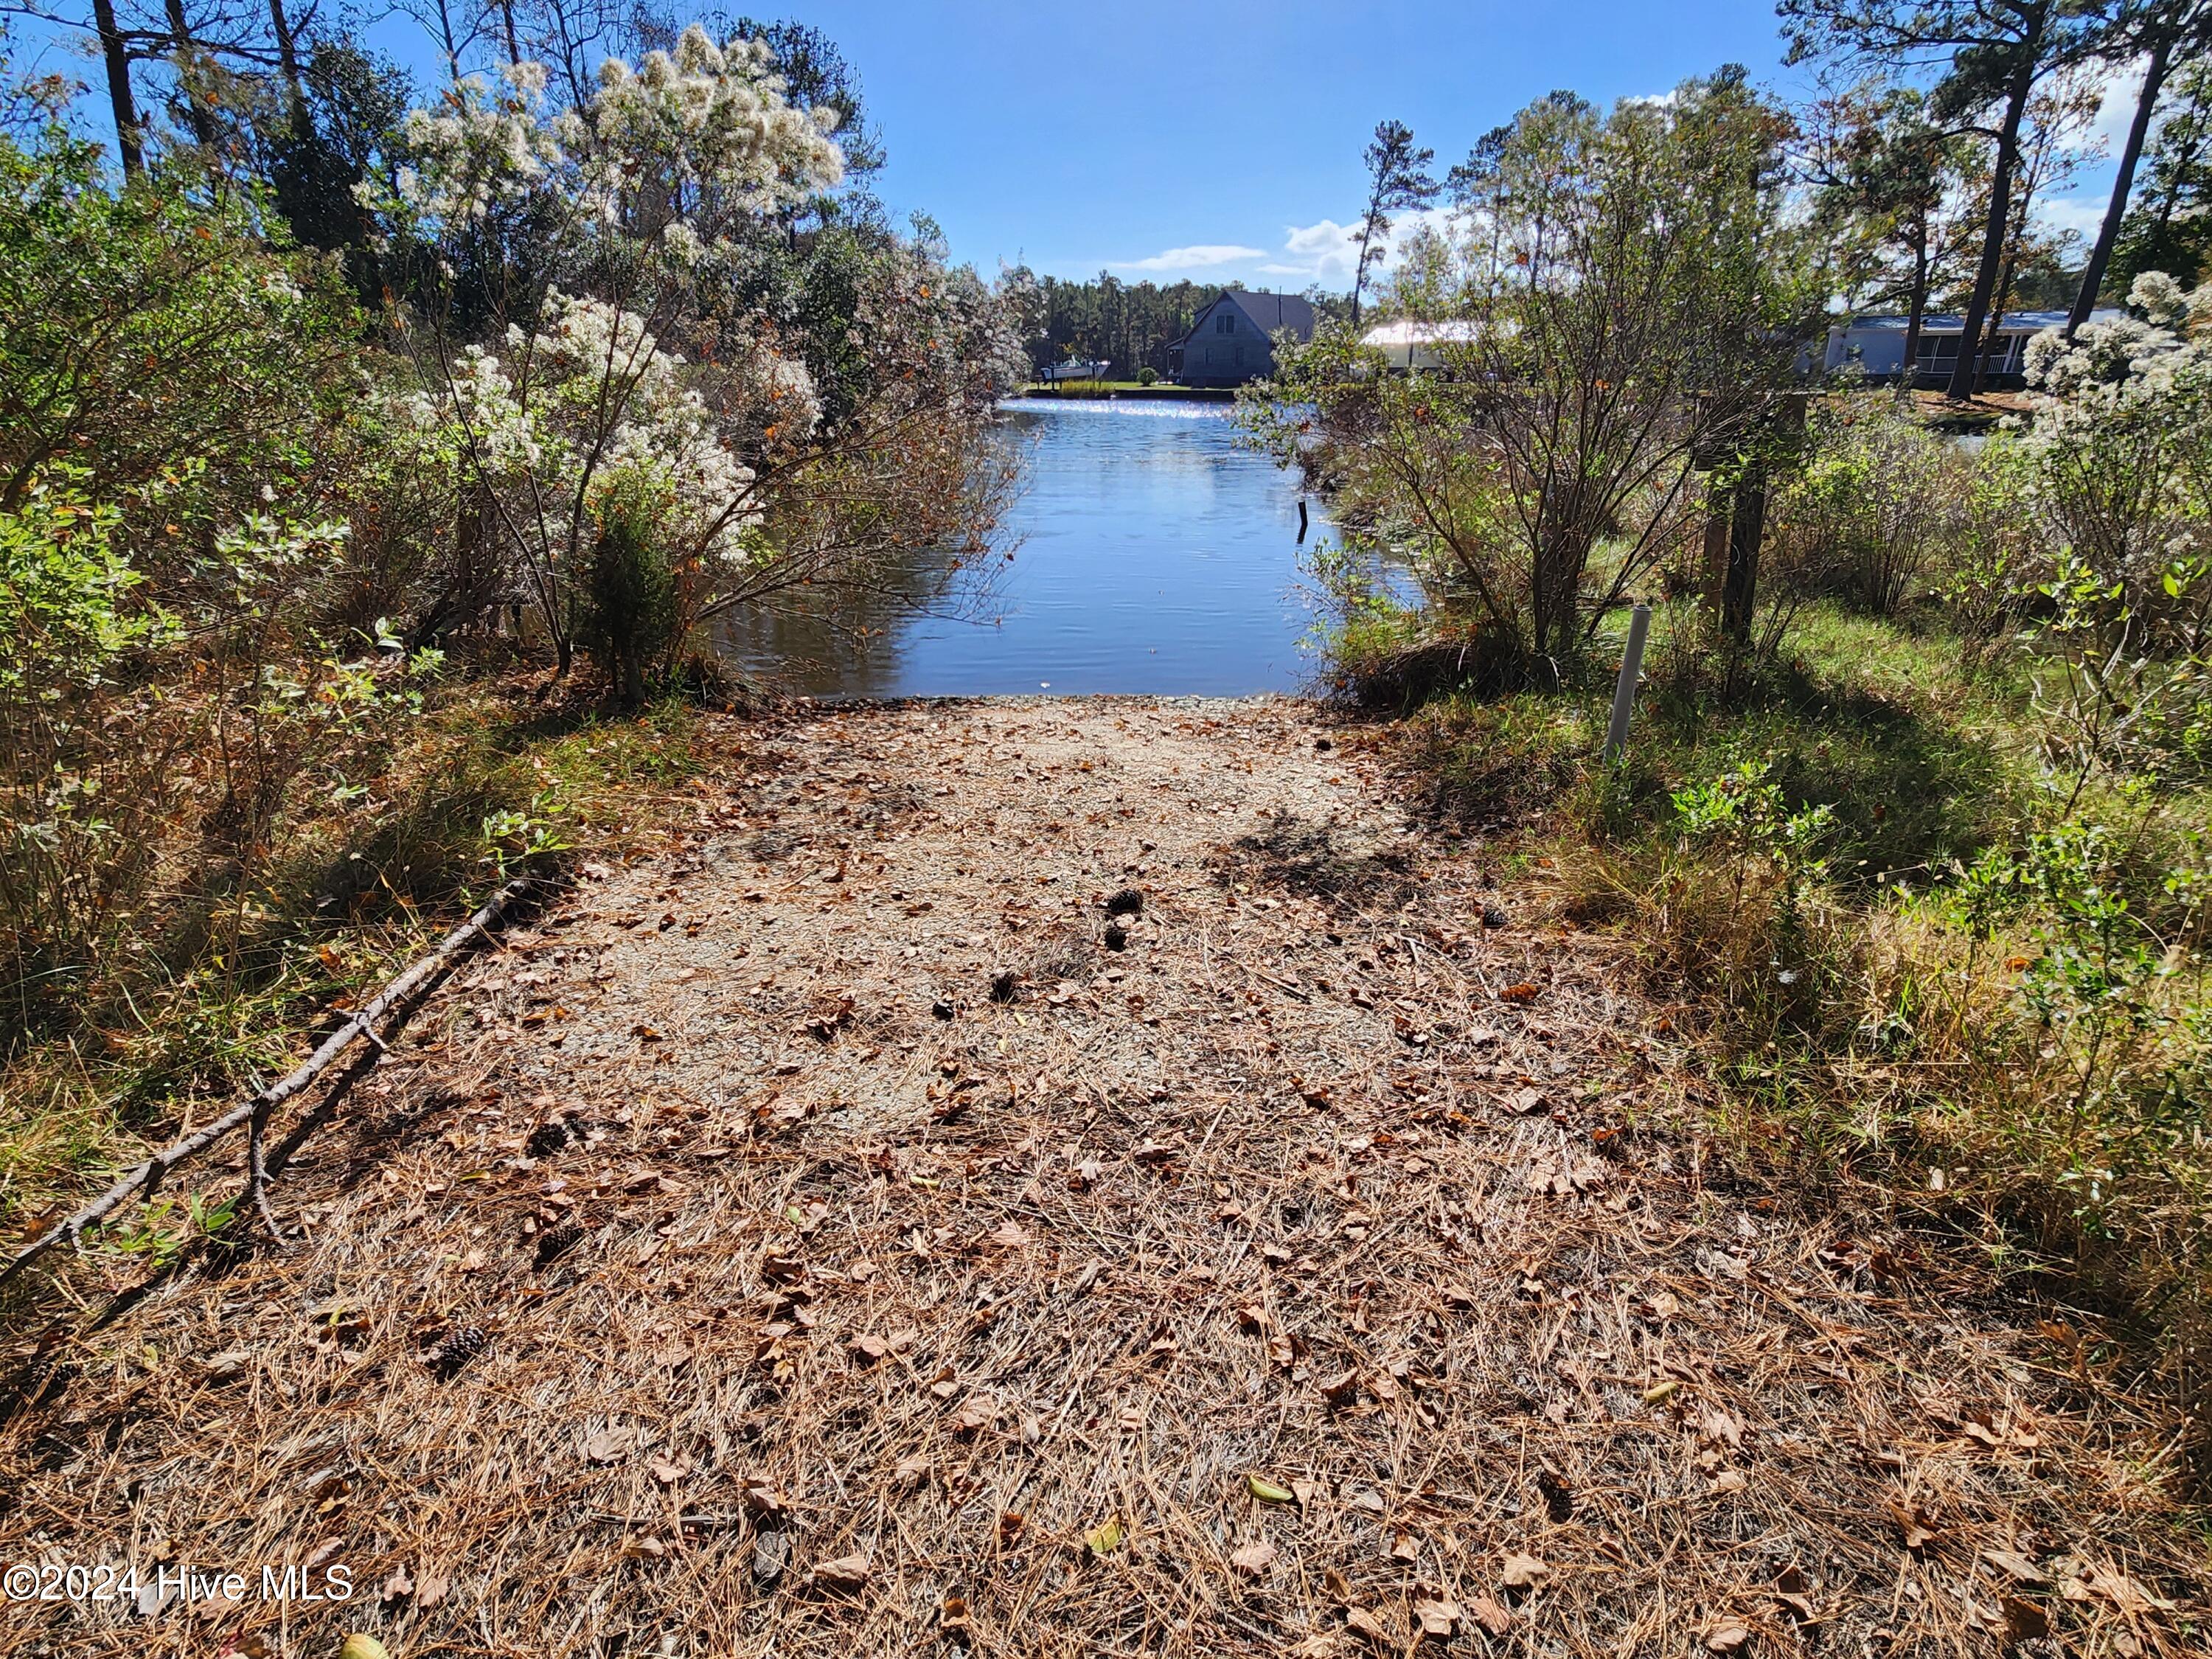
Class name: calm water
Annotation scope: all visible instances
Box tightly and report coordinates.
[718,399,1328,697]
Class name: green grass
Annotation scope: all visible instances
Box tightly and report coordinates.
[1399,599,2029,877]
[1019,380,1218,398]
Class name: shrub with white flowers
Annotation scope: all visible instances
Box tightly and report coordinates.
[380,34,842,246]
[2019,274,2212,779]
[2021,274,2212,627]
[364,27,845,687]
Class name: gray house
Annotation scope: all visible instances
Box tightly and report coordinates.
[1169,289,1318,387]
[1822,308,2125,388]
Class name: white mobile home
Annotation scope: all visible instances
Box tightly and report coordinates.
[1358,319,1484,372]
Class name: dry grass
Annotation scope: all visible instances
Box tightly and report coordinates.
[1,699,2204,1658]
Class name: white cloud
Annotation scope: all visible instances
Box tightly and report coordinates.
[1098,206,1462,288]
[2034,193,2109,245]
[1279,216,1362,280]
[2074,54,2148,161]
[1112,243,1267,273]
[1271,206,1460,283]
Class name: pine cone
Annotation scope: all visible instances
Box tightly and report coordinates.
[13,1353,70,1405]
[533,1222,585,1269]
[1105,886,1144,918]
[1103,920,1129,951]
[431,1324,490,1380]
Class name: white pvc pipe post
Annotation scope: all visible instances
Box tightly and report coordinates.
[1604,603,1653,762]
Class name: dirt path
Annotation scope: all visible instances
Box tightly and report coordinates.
[2,699,2199,1658]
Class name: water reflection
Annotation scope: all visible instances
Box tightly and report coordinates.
[716,399,1330,698]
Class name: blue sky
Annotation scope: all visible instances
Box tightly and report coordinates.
[780,0,1805,285]
[734,0,2135,288]
[17,0,2137,288]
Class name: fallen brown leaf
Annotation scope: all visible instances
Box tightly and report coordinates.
[1885,1498,1939,1551]
[1981,1548,2044,1585]
[1230,1539,1277,1578]
[1775,1562,1816,1620]
[1467,1593,1513,1636]
[1413,1598,1461,1637]
[1500,1551,1550,1591]
[809,1552,872,1593]
[891,1453,931,1489]
[582,1427,634,1464]
[1344,1605,1392,1646]
[1998,1596,2049,1643]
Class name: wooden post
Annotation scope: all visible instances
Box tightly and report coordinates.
[1701,487,1733,621]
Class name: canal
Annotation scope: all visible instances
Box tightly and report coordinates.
[717,397,1328,697]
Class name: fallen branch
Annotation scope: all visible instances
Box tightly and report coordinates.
[0,876,540,1288]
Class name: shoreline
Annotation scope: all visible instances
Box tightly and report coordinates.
[1018,383,1237,403]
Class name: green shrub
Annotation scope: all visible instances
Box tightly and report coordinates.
[1770,400,1967,614]
[579,472,681,706]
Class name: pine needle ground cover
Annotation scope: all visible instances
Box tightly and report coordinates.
[1,702,2202,1657]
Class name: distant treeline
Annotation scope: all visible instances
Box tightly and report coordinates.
[1004,271,1350,380]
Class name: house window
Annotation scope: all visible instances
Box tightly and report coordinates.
[1217,313,1234,333]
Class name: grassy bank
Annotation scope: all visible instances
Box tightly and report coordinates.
[1018,381,1234,401]
[1360,597,2212,1466]
[0,672,709,1259]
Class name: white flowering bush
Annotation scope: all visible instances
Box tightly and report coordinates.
[588,30,844,232]
[365,26,845,687]
[382,35,841,244]
[2021,274,2212,627]
[388,63,564,226]
[2019,274,2212,780]
[397,288,837,686]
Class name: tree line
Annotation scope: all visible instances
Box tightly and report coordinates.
[998,270,1349,380]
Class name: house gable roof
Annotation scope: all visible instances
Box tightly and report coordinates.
[1175,289,1318,347]
[1223,289,1317,340]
